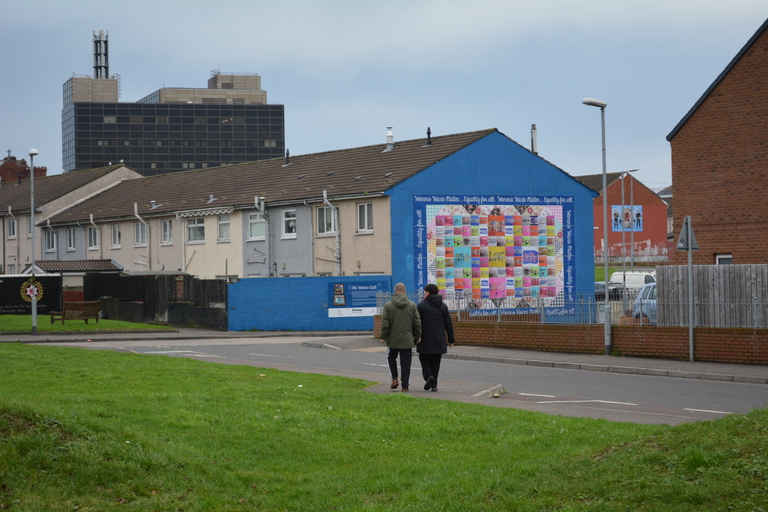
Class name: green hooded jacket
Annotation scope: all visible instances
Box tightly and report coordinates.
[380,293,421,349]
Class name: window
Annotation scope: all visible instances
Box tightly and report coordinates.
[317,207,336,235]
[358,202,373,232]
[27,216,33,236]
[248,213,265,240]
[44,229,56,252]
[135,221,148,246]
[7,218,16,239]
[7,264,15,275]
[716,254,733,265]
[187,217,205,242]
[282,210,297,239]
[218,214,230,241]
[103,116,116,124]
[111,224,121,247]
[162,219,173,244]
[67,228,76,251]
[88,226,100,249]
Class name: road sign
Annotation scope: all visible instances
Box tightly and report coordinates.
[676,216,698,251]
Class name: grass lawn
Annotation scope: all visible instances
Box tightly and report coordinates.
[1,344,767,511]
[0,315,173,333]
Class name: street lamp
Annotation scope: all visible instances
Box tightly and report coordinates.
[582,97,611,355]
[28,148,38,335]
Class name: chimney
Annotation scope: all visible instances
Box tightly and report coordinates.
[426,127,432,146]
[385,127,394,151]
[531,124,538,155]
[93,30,109,79]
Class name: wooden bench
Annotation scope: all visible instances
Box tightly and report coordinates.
[50,301,100,325]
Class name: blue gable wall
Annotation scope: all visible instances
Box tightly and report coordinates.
[386,130,597,298]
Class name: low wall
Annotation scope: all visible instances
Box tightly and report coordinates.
[229,276,391,331]
[373,315,768,364]
[101,297,227,331]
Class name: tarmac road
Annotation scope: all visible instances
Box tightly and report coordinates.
[17,328,768,426]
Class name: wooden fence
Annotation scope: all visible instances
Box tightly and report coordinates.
[657,264,768,328]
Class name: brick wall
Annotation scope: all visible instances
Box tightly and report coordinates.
[373,315,768,364]
[669,27,768,265]
[593,176,669,262]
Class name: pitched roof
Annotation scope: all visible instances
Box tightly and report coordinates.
[0,165,134,213]
[667,18,768,141]
[46,129,498,224]
[573,172,624,194]
[33,259,123,272]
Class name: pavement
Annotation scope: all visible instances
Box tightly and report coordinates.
[5,326,767,387]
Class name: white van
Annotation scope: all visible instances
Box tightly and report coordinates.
[609,271,656,293]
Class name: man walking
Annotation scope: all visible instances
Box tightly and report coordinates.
[380,283,421,392]
[417,283,455,392]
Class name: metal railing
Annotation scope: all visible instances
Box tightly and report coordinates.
[376,291,768,328]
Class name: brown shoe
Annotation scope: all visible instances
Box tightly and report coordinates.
[390,379,398,389]
[401,388,409,393]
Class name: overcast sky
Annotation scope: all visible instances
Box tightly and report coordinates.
[2,1,766,190]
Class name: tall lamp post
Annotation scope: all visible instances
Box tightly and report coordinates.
[582,98,610,355]
[28,148,39,335]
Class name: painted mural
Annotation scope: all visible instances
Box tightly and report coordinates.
[413,194,576,312]
[611,205,643,232]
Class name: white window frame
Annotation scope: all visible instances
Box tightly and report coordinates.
[7,218,16,239]
[248,212,265,240]
[7,264,15,275]
[44,229,56,253]
[217,214,231,242]
[357,202,373,233]
[187,217,205,243]
[134,221,148,246]
[282,210,297,239]
[161,219,173,245]
[27,216,33,237]
[66,228,76,251]
[317,206,336,235]
[88,226,100,250]
[111,224,121,248]
[716,254,733,265]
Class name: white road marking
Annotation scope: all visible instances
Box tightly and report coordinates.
[684,408,732,415]
[248,353,297,359]
[143,350,220,358]
[518,393,557,398]
[538,399,638,406]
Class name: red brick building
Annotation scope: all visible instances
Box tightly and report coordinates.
[667,18,768,265]
[0,151,47,184]
[575,172,669,264]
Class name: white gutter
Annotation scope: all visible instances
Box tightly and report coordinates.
[8,207,18,270]
[255,196,270,277]
[303,200,315,276]
[134,203,150,270]
[322,190,341,276]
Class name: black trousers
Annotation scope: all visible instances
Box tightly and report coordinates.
[419,353,442,389]
[387,348,412,389]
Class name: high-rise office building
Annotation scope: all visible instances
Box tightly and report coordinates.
[62,31,285,176]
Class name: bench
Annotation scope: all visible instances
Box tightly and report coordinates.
[50,301,101,325]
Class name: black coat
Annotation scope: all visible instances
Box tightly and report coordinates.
[416,294,455,354]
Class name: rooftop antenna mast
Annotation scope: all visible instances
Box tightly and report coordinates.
[93,30,109,79]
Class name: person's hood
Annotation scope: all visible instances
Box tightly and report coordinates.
[391,293,411,308]
[425,293,444,309]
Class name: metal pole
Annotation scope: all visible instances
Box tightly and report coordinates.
[29,149,38,335]
[630,177,635,266]
[600,107,611,354]
[621,172,627,314]
[687,216,694,361]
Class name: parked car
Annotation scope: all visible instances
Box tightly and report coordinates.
[595,281,623,302]
[632,282,657,324]
[609,271,656,294]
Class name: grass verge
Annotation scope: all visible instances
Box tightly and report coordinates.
[0,315,173,333]
[1,344,766,511]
